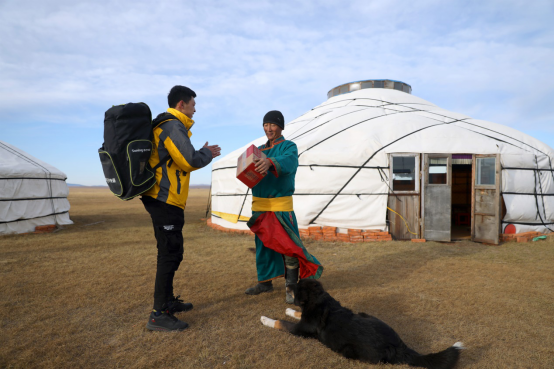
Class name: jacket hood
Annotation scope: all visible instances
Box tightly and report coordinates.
[152,111,194,138]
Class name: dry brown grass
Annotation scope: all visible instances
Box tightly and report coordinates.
[1,187,553,368]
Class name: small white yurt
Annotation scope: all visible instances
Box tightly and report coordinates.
[0,141,72,234]
[210,80,554,244]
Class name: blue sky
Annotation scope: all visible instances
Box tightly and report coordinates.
[1,0,553,186]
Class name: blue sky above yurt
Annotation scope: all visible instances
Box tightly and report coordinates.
[1,0,553,186]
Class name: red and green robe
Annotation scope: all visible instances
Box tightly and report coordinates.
[247,135,323,282]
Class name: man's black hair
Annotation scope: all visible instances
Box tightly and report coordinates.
[168,85,197,108]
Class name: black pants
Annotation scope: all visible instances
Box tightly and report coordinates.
[141,196,184,310]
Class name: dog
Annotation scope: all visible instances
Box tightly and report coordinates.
[260,279,463,369]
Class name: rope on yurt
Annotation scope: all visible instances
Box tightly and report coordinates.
[376,167,403,203]
[289,108,369,141]
[213,164,390,172]
[286,111,335,139]
[211,192,390,197]
[47,172,56,224]
[214,95,554,228]
[312,93,553,158]
[307,119,465,224]
[315,95,551,156]
[502,192,554,196]
[502,167,554,171]
[0,211,69,224]
[532,155,554,232]
[386,207,418,235]
[211,166,236,172]
[303,164,388,169]
[297,109,428,158]
[0,142,60,226]
[315,97,435,111]
[314,95,551,158]
[205,184,212,218]
[301,99,548,224]
[549,157,554,184]
[0,177,66,181]
[235,187,251,223]
[503,221,554,226]
[0,197,67,201]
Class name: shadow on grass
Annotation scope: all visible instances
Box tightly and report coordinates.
[321,241,485,291]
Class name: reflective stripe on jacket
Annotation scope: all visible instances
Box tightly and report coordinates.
[143,108,212,209]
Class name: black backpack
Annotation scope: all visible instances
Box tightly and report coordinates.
[98,102,169,200]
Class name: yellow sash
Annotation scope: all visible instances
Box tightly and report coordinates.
[211,211,250,224]
[252,196,293,212]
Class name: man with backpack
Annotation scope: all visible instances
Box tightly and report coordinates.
[141,85,220,331]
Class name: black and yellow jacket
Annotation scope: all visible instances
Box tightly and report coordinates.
[143,108,212,209]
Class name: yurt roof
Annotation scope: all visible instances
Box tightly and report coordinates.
[214,87,554,170]
[0,140,68,180]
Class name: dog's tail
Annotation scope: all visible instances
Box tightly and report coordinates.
[408,342,464,369]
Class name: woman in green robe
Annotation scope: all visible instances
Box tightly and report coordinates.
[245,110,323,304]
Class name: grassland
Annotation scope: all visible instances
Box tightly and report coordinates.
[0,187,553,368]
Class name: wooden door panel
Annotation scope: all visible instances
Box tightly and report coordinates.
[472,154,501,244]
[388,195,420,240]
[423,154,452,242]
[474,215,498,243]
[388,153,421,240]
[475,189,496,214]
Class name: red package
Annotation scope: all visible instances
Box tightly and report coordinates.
[237,144,267,188]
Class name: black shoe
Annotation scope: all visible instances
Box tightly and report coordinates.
[167,295,194,314]
[245,281,274,295]
[146,310,189,332]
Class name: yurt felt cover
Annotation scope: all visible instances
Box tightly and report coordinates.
[0,141,72,234]
[211,88,554,235]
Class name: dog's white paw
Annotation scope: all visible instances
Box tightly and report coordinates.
[286,308,301,320]
[453,341,466,350]
[260,316,276,328]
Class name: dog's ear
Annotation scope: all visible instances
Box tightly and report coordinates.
[295,279,325,307]
[311,280,325,296]
[303,280,324,297]
[303,280,325,307]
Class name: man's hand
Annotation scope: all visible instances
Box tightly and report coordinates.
[254,158,271,175]
[203,142,221,158]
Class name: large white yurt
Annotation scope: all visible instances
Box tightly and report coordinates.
[210,80,554,244]
[0,141,72,234]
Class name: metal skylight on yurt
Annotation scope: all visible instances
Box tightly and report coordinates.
[327,79,412,99]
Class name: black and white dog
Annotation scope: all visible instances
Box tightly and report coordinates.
[261,279,463,369]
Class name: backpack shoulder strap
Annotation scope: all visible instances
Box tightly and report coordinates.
[150,112,181,171]
[152,154,171,171]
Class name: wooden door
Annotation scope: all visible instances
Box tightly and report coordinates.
[423,154,452,241]
[388,154,420,240]
[388,195,420,239]
[472,154,501,244]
